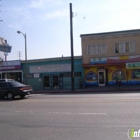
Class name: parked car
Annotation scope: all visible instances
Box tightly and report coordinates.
[0,79,15,82]
[0,80,33,100]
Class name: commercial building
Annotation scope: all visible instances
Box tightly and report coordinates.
[22,56,83,90]
[0,60,22,82]
[80,29,140,87]
[0,38,17,81]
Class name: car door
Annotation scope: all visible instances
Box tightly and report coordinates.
[0,82,9,97]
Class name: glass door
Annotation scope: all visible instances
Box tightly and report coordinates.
[98,71,105,86]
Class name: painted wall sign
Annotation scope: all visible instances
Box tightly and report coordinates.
[29,64,71,73]
[90,55,140,64]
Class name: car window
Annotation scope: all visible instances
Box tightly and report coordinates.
[0,80,6,82]
[0,82,9,87]
[0,79,14,82]
[9,81,25,87]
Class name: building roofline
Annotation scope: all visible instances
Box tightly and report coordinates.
[21,55,82,63]
[80,29,140,37]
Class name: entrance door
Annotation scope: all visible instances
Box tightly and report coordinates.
[98,71,105,86]
[52,75,59,88]
[43,75,50,89]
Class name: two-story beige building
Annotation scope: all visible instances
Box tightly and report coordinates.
[80,29,140,87]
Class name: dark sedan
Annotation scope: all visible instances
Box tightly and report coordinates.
[0,81,33,100]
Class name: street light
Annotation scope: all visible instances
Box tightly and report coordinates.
[17,31,28,84]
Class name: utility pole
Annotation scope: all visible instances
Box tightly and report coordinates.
[18,51,21,60]
[70,3,74,91]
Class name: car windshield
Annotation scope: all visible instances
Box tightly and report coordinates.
[9,81,25,87]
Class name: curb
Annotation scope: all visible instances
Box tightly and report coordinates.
[32,88,140,94]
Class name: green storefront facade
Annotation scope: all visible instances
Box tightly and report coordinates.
[21,56,83,91]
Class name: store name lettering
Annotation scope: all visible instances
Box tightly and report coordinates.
[128,63,140,68]
[0,66,15,70]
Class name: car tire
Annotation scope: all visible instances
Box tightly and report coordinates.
[7,92,14,100]
[20,95,25,99]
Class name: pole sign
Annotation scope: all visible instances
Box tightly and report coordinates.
[126,62,140,69]
[0,44,12,53]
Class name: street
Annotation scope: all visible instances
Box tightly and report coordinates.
[0,92,140,140]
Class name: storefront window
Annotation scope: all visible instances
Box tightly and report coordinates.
[112,70,125,80]
[132,70,140,78]
[2,72,22,82]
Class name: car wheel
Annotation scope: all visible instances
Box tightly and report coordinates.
[7,92,14,100]
[20,95,25,99]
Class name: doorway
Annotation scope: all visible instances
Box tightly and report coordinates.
[98,70,105,86]
[52,75,59,87]
[43,75,50,89]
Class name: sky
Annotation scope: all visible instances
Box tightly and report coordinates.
[0,0,140,61]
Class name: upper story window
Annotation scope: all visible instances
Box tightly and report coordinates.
[114,42,135,53]
[87,44,107,55]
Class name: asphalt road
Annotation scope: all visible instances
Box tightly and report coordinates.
[0,92,140,140]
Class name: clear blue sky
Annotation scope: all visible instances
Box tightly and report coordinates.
[0,0,140,60]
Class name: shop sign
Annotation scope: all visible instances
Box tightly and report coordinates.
[0,60,21,71]
[29,64,71,73]
[34,74,40,78]
[0,44,12,53]
[0,65,21,71]
[126,62,140,69]
[98,69,104,72]
[0,60,21,66]
[90,55,140,65]
[24,74,33,78]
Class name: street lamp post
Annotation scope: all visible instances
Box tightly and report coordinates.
[17,31,28,84]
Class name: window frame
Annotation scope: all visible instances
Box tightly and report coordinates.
[114,42,135,54]
[87,44,107,55]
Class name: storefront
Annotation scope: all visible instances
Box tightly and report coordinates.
[0,60,23,82]
[22,56,83,91]
[83,55,140,87]
[126,62,140,84]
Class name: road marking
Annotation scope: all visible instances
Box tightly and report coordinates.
[48,112,106,115]
[13,111,106,115]
[79,112,106,115]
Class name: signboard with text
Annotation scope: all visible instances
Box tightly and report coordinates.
[0,44,12,53]
[0,60,21,71]
[126,62,140,69]
[90,55,140,64]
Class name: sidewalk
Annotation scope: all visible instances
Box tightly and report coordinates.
[32,84,140,94]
